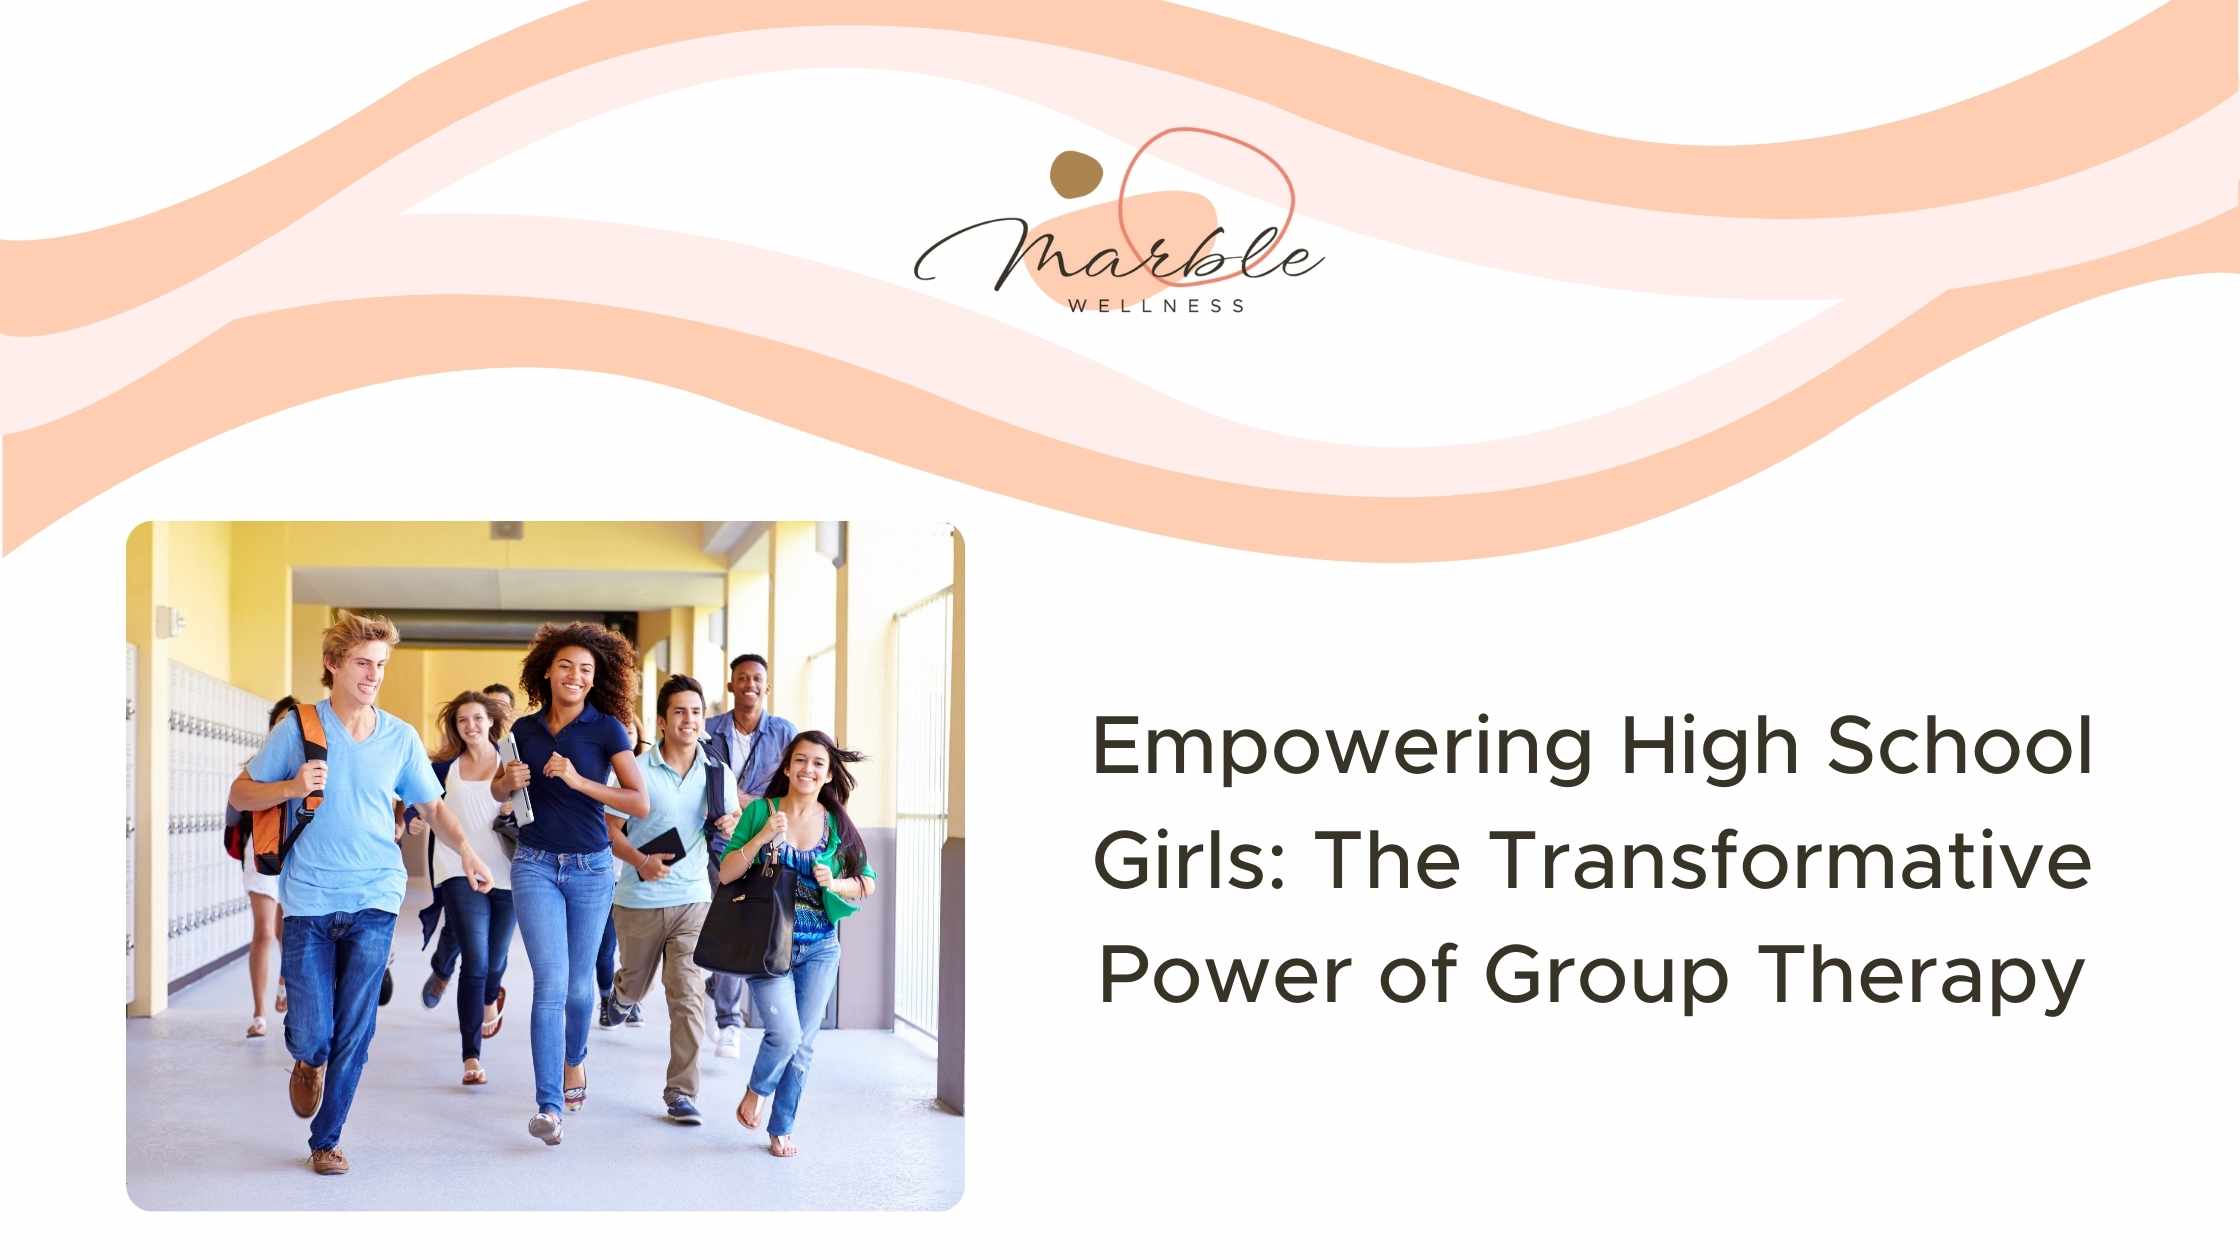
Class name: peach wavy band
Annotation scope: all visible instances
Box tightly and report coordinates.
[11,212,2231,558]
[0,214,1936,491]
[3,0,2232,334]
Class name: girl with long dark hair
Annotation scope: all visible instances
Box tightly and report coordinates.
[493,622,649,1145]
[713,730,877,1156]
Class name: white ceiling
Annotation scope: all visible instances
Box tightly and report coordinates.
[292,566,726,610]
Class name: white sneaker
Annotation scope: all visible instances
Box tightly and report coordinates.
[715,1027,741,1059]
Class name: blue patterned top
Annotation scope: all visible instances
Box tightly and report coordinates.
[774,841,834,942]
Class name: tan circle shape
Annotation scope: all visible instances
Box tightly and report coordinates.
[1049,150,1102,198]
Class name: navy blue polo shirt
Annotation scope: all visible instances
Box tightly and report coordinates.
[513,707,632,854]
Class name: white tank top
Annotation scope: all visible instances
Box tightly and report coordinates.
[433,757,513,890]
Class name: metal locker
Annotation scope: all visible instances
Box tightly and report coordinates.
[125,645,136,1007]
[159,664,277,986]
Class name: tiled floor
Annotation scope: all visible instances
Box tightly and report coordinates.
[126,919,962,1210]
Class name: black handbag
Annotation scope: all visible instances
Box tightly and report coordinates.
[694,837,795,980]
[489,810,521,860]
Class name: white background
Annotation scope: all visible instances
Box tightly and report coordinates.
[3,2,2234,1254]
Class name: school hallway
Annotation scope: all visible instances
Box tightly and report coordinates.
[124,522,970,1208]
[126,911,963,1210]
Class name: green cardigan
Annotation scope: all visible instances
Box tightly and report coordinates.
[720,796,875,923]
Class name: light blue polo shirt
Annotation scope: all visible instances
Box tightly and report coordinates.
[610,741,738,910]
[248,700,441,918]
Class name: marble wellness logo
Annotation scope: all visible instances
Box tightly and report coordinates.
[913,127,1324,314]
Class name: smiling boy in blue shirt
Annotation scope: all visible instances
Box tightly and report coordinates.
[231,611,493,1175]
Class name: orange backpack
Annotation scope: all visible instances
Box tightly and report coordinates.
[224,702,328,876]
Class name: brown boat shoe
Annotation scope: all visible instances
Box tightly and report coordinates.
[309,1148,349,1175]
[288,1061,325,1119]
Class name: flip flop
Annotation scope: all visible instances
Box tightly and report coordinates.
[246,1016,267,1038]
[462,1062,487,1086]
[564,1065,588,1112]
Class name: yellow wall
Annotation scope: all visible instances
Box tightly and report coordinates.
[684,606,723,696]
[228,523,291,699]
[627,604,727,732]
[391,646,528,747]
[770,521,836,734]
[725,531,773,670]
[420,647,529,717]
[276,522,722,572]
[634,607,679,734]
[290,604,332,701]
[633,603,725,700]
[162,522,234,684]
[126,523,173,1014]
[382,648,430,744]
[171,523,732,705]
[126,523,158,664]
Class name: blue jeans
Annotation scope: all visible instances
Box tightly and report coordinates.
[429,919,459,980]
[510,846,613,1113]
[436,877,514,1061]
[596,911,618,995]
[708,970,747,1029]
[746,934,842,1138]
[281,908,396,1152]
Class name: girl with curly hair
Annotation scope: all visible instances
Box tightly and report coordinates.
[492,621,650,1144]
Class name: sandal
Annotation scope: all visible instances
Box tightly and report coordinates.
[564,1064,588,1112]
[246,1016,267,1038]
[462,1061,487,1087]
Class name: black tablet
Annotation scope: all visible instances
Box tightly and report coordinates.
[637,828,686,862]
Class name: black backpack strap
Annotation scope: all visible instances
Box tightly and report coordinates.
[700,737,725,822]
[281,702,327,859]
[703,717,730,775]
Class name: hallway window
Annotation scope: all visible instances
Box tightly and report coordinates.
[893,587,952,1038]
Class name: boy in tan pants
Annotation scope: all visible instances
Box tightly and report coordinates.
[605,675,739,1122]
